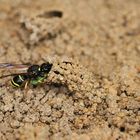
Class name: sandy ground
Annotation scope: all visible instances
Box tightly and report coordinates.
[0,0,140,140]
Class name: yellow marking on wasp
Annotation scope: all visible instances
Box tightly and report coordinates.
[11,79,20,87]
[19,75,24,81]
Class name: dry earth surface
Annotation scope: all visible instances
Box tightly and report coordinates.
[0,0,140,140]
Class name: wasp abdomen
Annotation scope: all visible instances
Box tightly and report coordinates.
[11,75,28,87]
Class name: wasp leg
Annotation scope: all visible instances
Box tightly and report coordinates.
[24,81,29,90]
[39,80,52,88]
[23,80,30,99]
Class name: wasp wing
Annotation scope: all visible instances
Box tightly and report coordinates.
[0,73,27,79]
[0,63,30,71]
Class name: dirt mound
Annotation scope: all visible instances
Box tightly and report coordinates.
[0,0,139,140]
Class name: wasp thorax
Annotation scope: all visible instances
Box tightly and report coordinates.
[27,65,40,77]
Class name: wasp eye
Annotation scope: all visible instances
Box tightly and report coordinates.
[27,65,40,76]
[41,63,52,73]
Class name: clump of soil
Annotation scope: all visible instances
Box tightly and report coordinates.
[0,0,139,140]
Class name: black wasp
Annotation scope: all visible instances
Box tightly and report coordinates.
[0,62,53,88]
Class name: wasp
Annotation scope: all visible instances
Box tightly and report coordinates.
[0,62,53,88]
